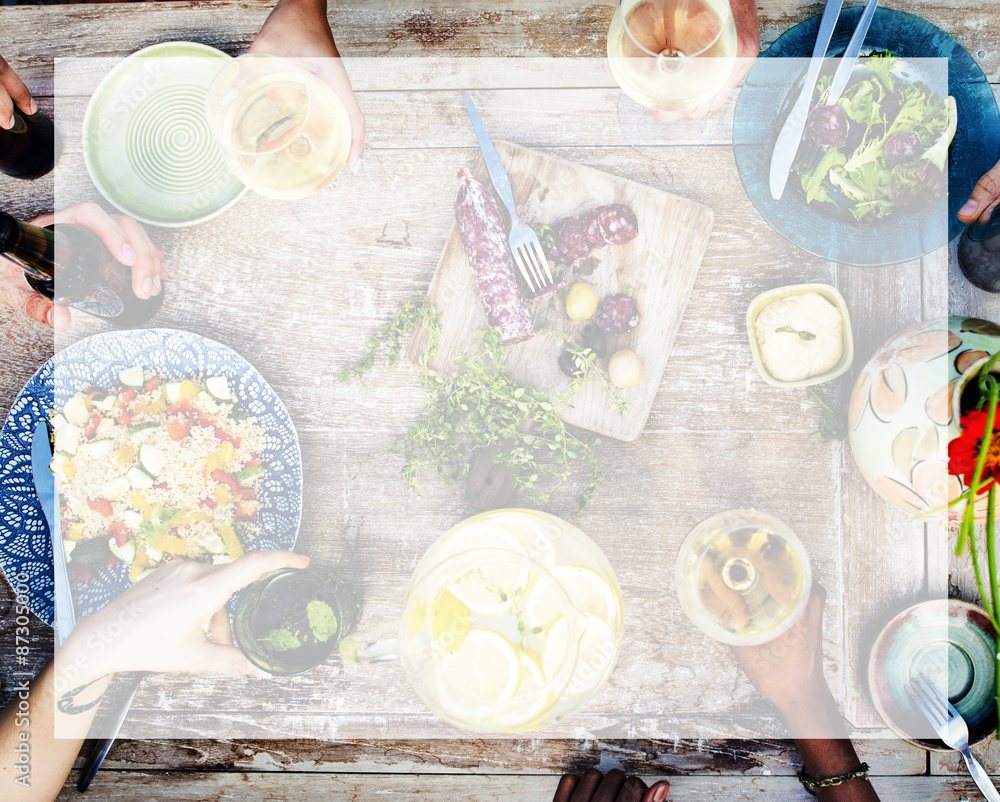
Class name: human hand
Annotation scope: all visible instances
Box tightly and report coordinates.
[0,54,36,129]
[59,550,310,684]
[958,159,1000,226]
[5,202,167,331]
[730,583,828,713]
[649,0,760,122]
[250,0,366,169]
[553,769,670,802]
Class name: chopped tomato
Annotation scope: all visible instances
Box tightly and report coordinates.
[214,427,241,447]
[144,377,161,392]
[235,499,261,521]
[73,564,93,582]
[170,397,191,412]
[120,389,137,403]
[108,522,128,548]
[167,419,190,441]
[188,408,217,427]
[200,496,218,509]
[153,481,170,490]
[82,413,101,439]
[87,497,113,517]
[115,407,132,427]
[238,485,256,501]
[211,469,241,492]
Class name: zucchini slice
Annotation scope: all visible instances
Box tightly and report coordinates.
[101,476,131,500]
[206,376,231,401]
[109,538,137,565]
[50,412,68,430]
[126,467,155,490]
[63,540,76,562]
[234,465,265,484]
[118,366,145,389]
[120,509,144,530]
[62,395,88,427]
[89,439,115,458]
[92,393,116,411]
[138,444,165,478]
[54,424,80,456]
[163,382,182,404]
[125,421,158,437]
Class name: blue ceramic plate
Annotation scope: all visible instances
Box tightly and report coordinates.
[868,599,997,749]
[734,7,1000,266]
[0,329,302,625]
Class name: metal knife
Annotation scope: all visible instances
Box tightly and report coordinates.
[77,672,147,792]
[463,93,517,213]
[768,0,845,200]
[31,420,75,647]
[827,0,880,105]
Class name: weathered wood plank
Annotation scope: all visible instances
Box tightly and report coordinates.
[55,771,1000,802]
[72,735,926,776]
[6,1,1000,99]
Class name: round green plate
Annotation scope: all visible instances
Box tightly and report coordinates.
[868,599,997,750]
[83,41,247,227]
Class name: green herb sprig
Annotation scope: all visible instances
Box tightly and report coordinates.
[338,297,607,510]
[806,387,847,443]
[775,325,817,341]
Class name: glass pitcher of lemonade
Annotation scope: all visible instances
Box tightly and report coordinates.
[339,509,624,733]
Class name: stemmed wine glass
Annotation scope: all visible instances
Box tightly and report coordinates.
[607,0,739,160]
[205,53,383,237]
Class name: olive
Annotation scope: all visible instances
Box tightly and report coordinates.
[580,324,608,358]
[558,348,584,378]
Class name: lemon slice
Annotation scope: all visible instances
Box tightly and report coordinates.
[542,614,619,697]
[439,629,521,703]
[439,524,529,615]
[551,565,619,627]
[517,651,546,696]
[523,575,565,635]
[481,510,559,568]
[430,590,472,653]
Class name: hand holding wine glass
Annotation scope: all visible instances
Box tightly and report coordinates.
[249,0,365,169]
[0,53,35,129]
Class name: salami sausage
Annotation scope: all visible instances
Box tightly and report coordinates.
[597,204,639,245]
[556,215,595,260]
[583,208,611,247]
[454,168,534,345]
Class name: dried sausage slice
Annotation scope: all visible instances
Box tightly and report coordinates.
[597,204,639,245]
[556,215,595,259]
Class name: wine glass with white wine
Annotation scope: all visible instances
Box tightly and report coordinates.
[205,53,383,237]
[607,0,739,160]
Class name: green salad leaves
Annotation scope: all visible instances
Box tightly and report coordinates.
[795,57,954,222]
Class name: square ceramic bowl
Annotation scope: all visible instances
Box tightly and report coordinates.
[746,283,854,387]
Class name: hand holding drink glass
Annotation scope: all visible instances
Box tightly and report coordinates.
[206,53,381,235]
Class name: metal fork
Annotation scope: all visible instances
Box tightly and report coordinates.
[463,93,554,295]
[905,673,1000,801]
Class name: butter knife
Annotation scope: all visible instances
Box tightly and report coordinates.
[31,421,75,647]
[826,0,880,105]
[768,0,845,200]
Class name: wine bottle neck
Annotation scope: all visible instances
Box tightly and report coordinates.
[0,212,56,282]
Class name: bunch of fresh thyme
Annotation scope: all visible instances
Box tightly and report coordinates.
[338,293,626,509]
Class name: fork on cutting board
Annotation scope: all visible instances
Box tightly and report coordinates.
[462,93,555,296]
[905,673,1000,801]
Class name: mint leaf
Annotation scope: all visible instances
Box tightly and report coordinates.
[307,600,339,643]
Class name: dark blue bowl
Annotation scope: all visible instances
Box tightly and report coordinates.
[734,6,1000,266]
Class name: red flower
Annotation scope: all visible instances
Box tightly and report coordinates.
[949,410,1000,492]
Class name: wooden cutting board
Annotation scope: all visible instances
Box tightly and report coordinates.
[409,141,714,442]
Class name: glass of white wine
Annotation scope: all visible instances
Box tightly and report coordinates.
[607,0,738,160]
[205,53,383,236]
[675,509,811,646]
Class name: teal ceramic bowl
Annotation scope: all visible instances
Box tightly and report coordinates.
[82,41,247,227]
[868,599,997,749]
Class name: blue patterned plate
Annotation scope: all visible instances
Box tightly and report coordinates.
[734,7,1000,266]
[0,329,302,625]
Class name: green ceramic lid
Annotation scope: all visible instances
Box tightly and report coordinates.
[83,41,247,227]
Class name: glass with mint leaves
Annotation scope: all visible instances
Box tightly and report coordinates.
[233,567,360,675]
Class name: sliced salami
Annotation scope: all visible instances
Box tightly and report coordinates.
[583,207,611,247]
[597,204,639,245]
[556,215,594,260]
[455,168,534,345]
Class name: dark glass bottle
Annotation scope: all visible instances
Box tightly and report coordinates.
[0,110,61,180]
[958,214,1000,293]
[0,212,163,326]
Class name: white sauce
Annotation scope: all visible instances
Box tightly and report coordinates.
[755,292,843,382]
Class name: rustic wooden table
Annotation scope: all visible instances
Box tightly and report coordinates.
[1,0,999,798]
